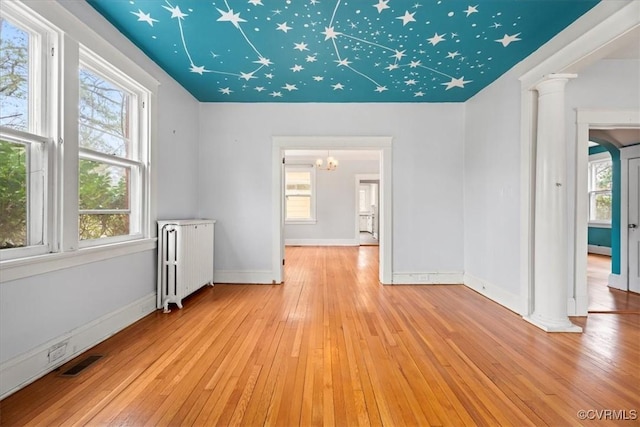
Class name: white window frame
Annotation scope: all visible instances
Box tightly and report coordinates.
[284,164,317,224]
[0,3,57,260]
[77,47,149,248]
[588,152,612,228]
[0,1,157,281]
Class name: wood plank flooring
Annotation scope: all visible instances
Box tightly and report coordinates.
[587,253,640,313]
[1,246,638,426]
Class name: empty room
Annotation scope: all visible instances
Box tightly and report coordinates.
[0,0,638,425]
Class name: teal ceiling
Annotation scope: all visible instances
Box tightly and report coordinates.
[87,0,599,102]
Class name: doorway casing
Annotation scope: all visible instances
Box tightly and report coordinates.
[272,136,393,284]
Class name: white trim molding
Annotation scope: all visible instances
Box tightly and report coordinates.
[392,272,463,285]
[608,273,627,291]
[464,273,523,315]
[587,245,612,256]
[0,293,156,399]
[214,270,275,285]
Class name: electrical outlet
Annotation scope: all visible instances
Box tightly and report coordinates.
[48,341,68,364]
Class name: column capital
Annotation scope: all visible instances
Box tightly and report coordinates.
[536,73,578,94]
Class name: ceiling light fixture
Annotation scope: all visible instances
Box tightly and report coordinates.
[316,151,338,171]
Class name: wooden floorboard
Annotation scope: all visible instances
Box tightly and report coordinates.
[1,246,638,426]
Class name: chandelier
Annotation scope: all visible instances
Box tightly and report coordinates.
[315,151,339,171]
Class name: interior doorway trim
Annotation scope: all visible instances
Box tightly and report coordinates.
[355,174,380,245]
[518,1,639,318]
[272,136,393,284]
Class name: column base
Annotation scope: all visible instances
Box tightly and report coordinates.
[523,315,582,333]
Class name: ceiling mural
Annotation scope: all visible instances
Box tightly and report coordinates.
[87,0,599,103]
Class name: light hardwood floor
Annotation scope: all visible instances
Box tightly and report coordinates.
[587,253,640,313]
[1,247,638,426]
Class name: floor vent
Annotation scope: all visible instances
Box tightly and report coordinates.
[60,355,103,377]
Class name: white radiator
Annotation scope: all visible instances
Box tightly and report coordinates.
[157,219,215,312]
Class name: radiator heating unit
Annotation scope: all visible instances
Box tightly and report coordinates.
[157,219,215,313]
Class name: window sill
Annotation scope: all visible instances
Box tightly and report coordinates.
[0,238,157,283]
[285,220,317,225]
[588,222,612,229]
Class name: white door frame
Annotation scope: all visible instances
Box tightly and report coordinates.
[272,136,393,284]
[575,110,640,312]
[518,2,640,317]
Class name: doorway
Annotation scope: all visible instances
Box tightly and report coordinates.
[356,175,379,246]
[271,136,393,284]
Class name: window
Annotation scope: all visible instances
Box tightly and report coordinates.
[78,51,148,245]
[588,156,612,224]
[0,9,52,257]
[285,165,316,222]
[0,1,155,269]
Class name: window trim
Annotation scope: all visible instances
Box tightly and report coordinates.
[587,153,612,227]
[284,164,317,224]
[0,0,158,280]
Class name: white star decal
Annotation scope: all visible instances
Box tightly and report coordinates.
[277,22,292,32]
[375,86,388,93]
[217,9,246,28]
[332,83,344,90]
[396,11,416,26]
[306,55,318,63]
[464,5,479,17]
[322,26,340,40]
[254,57,273,66]
[255,86,266,92]
[446,51,460,59]
[414,91,425,97]
[392,50,406,61]
[313,76,324,81]
[405,79,417,85]
[161,5,187,20]
[283,83,298,91]
[131,10,158,26]
[495,33,522,47]
[291,64,304,72]
[265,73,274,79]
[219,87,232,95]
[385,63,399,71]
[190,64,206,74]
[270,91,283,97]
[442,76,471,90]
[409,60,421,68]
[427,33,446,46]
[248,0,263,6]
[240,72,256,81]
[491,22,502,29]
[336,58,351,67]
[294,42,309,51]
[373,0,390,14]
[310,0,320,4]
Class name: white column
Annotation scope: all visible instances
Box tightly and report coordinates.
[525,74,582,333]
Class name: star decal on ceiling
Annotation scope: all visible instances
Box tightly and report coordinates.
[495,33,522,47]
[131,9,158,26]
[85,0,600,102]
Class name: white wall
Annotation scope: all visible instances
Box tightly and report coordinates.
[285,157,379,243]
[199,103,465,280]
[0,1,200,396]
[463,69,523,306]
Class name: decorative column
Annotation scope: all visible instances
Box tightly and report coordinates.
[525,74,582,333]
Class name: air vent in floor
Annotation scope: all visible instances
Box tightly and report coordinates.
[60,355,104,377]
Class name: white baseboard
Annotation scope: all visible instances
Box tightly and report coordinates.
[285,239,359,246]
[587,245,612,256]
[608,273,627,291]
[463,273,523,315]
[0,293,156,400]
[214,270,276,284]
[392,271,463,285]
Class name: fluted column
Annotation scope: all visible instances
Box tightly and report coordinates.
[525,74,582,333]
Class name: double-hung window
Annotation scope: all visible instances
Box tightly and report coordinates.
[78,49,148,245]
[0,7,55,258]
[285,165,316,223]
[588,155,612,224]
[0,1,155,274]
